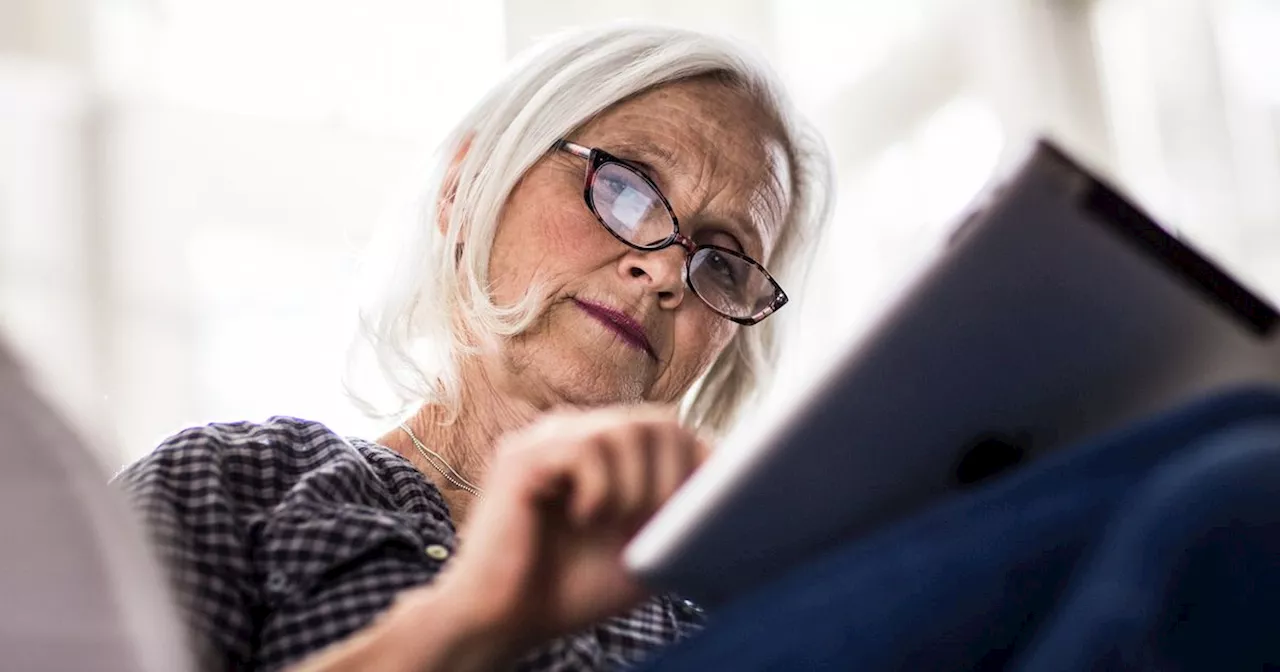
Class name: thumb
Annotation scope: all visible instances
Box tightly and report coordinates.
[451,458,550,600]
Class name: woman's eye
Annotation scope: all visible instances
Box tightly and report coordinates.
[707,251,739,284]
[598,176,626,194]
[701,230,745,254]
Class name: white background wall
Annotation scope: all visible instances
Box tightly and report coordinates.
[3,0,1279,466]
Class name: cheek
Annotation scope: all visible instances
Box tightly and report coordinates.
[674,314,737,380]
[487,180,607,302]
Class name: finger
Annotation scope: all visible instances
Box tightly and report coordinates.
[510,409,585,447]
[653,426,702,506]
[519,450,571,502]
[515,404,676,455]
[452,451,547,595]
[620,403,681,426]
[511,407,627,452]
[650,427,688,509]
[565,439,612,527]
[609,419,655,522]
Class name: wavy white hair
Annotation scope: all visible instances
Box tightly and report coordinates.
[348,23,834,437]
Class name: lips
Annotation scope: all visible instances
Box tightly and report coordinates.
[572,299,656,359]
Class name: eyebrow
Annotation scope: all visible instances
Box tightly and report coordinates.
[607,141,685,185]
[695,216,765,257]
[607,139,770,259]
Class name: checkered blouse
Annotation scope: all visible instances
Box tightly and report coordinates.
[113,417,704,671]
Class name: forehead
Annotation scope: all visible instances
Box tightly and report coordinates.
[581,79,782,175]
[574,79,792,255]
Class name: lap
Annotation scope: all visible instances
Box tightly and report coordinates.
[644,387,1280,671]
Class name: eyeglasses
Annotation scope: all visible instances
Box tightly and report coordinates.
[555,139,787,325]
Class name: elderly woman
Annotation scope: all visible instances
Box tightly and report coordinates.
[116,24,832,672]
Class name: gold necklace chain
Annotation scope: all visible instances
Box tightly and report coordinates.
[399,422,484,498]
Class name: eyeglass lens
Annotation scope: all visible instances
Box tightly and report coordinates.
[588,161,776,319]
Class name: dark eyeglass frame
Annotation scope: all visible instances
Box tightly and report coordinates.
[555,139,787,325]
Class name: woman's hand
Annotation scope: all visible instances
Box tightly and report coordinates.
[430,404,707,661]
[290,405,707,672]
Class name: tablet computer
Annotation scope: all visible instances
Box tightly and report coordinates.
[625,138,1280,605]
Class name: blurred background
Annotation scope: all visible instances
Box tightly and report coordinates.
[3,0,1279,466]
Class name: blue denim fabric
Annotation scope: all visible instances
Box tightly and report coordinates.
[642,387,1280,671]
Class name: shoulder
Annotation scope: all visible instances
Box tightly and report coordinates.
[113,418,452,668]
[114,416,440,516]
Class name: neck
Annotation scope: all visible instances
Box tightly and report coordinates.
[379,356,545,528]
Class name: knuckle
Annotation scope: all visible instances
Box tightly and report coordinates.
[650,420,688,446]
[570,437,608,469]
[619,422,651,448]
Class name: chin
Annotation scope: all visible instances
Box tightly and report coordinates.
[501,303,658,405]
[546,356,649,406]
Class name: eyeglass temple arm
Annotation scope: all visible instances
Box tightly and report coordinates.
[556,140,592,159]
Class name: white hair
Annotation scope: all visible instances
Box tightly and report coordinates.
[347,23,834,437]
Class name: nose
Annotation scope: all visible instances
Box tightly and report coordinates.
[621,245,687,309]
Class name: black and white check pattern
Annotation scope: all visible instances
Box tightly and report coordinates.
[114,417,704,671]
